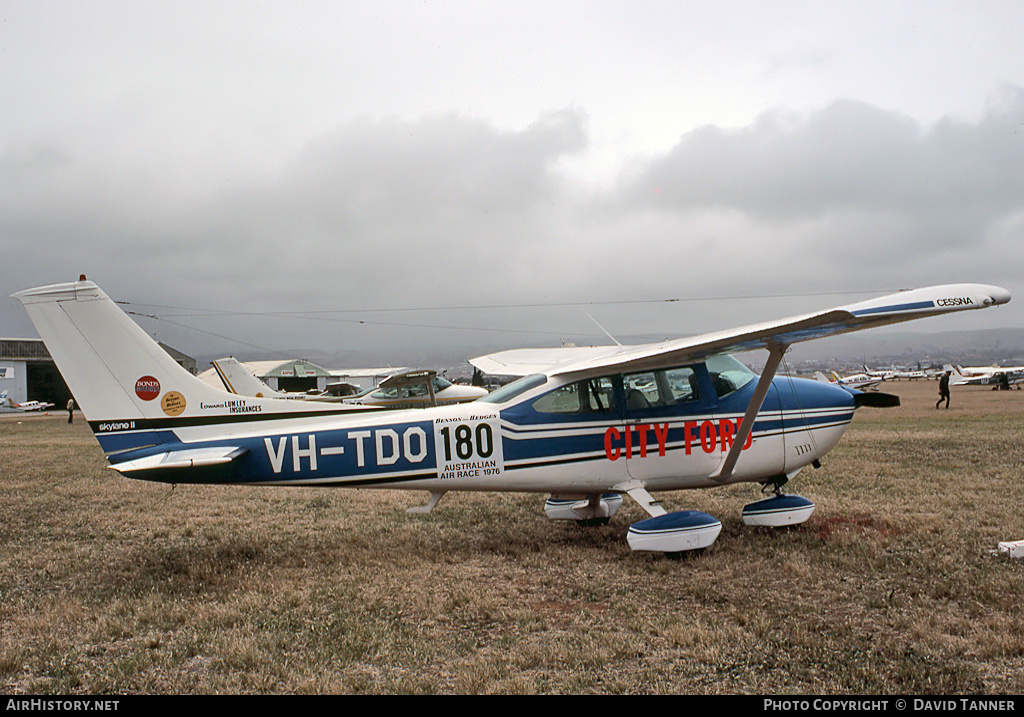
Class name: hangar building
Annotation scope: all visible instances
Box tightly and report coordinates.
[198,358,403,395]
[1,337,196,408]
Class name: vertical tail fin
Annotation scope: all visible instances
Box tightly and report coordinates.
[212,357,292,399]
[13,280,230,422]
[11,279,341,424]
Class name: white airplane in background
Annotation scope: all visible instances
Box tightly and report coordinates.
[213,356,488,408]
[342,370,488,409]
[945,363,1024,387]
[13,278,1010,554]
[210,357,352,403]
[813,370,884,391]
[861,365,896,381]
[0,390,55,412]
[888,364,927,380]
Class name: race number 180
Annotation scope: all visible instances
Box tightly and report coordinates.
[439,422,494,461]
[434,415,504,480]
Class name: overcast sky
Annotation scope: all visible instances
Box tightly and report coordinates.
[3,1,1023,366]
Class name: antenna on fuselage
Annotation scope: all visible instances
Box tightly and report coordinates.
[581,309,622,347]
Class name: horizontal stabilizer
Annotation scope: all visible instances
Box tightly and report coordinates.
[110,446,248,476]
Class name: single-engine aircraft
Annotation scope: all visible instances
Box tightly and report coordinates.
[13,278,1010,553]
[210,357,486,407]
[945,363,1024,387]
[211,357,315,400]
[813,370,884,391]
[0,390,55,412]
[210,357,353,403]
[341,370,489,409]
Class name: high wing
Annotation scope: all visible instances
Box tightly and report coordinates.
[473,283,1009,489]
[341,369,489,408]
[471,284,1011,378]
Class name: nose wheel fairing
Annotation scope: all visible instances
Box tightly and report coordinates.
[742,493,815,527]
[626,510,722,553]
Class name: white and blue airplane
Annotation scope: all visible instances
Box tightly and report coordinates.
[813,370,884,391]
[12,278,1011,553]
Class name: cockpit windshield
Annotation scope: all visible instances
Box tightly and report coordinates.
[705,354,756,398]
[478,374,548,404]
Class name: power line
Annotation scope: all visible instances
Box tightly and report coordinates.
[121,288,899,356]
[118,288,894,319]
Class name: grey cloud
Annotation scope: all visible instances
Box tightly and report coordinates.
[283,110,586,217]
[602,92,1024,304]
[626,91,1024,221]
[92,109,597,334]
[3,99,1022,361]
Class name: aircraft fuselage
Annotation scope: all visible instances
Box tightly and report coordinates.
[95,361,855,494]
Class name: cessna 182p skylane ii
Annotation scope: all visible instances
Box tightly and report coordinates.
[13,278,1010,553]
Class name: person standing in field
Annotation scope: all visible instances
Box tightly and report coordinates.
[936,371,951,409]
[67,398,75,424]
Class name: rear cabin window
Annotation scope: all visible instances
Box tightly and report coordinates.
[622,367,700,410]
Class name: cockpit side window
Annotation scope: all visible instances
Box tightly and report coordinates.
[532,377,616,414]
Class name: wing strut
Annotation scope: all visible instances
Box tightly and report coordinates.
[712,341,788,482]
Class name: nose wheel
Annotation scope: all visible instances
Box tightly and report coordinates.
[759,473,789,495]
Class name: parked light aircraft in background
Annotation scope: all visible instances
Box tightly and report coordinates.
[0,390,55,412]
[813,370,884,391]
[210,357,351,403]
[212,357,313,400]
[861,365,895,381]
[889,363,927,380]
[862,363,936,381]
[342,370,488,409]
[13,278,1010,553]
[945,363,1024,387]
[211,357,485,408]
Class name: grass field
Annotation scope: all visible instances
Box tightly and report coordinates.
[2,380,1023,694]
